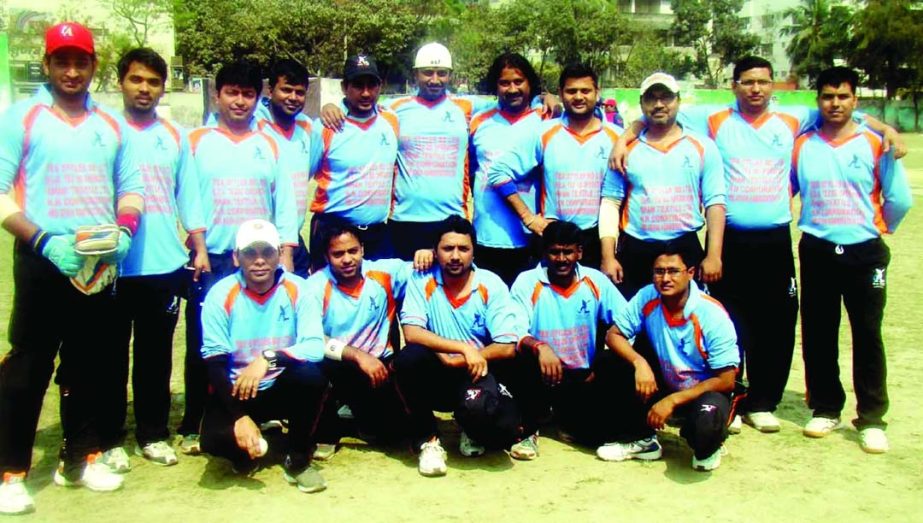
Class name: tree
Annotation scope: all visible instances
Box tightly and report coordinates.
[109,0,172,48]
[670,0,759,87]
[780,0,852,86]
[849,0,922,99]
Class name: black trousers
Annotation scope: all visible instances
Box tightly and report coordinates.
[0,244,120,477]
[101,269,186,448]
[391,344,527,450]
[799,234,890,429]
[293,234,310,279]
[201,363,327,472]
[616,232,704,301]
[309,213,391,272]
[578,226,602,270]
[474,244,534,288]
[388,220,447,261]
[709,226,798,413]
[179,252,236,436]
[315,356,408,444]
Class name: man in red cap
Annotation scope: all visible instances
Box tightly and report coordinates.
[0,21,145,514]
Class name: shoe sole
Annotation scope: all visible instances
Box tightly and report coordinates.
[312,446,338,461]
[510,451,538,461]
[744,421,781,433]
[598,448,663,462]
[53,472,123,492]
[459,449,485,458]
[134,447,178,466]
[418,468,447,477]
[803,427,838,438]
[0,503,35,515]
[283,472,327,493]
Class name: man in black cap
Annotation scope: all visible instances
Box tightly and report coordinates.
[308,54,399,271]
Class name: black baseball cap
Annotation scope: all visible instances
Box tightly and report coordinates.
[344,54,380,82]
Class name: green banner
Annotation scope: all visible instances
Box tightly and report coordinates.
[0,33,10,112]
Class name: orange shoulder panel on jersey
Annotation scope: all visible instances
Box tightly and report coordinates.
[94,109,123,146]
[450,97,474,124]
[223,283,243,315]
[380,111,400,138]
[541,123,564,151]
[188,128,212,155]
[700,293,729,315]
[281,279,299,307]
[684,134,706,169]
[530,281,544,306]
[791,131,815,175]
[707,108,733,139]
[469,109,498,137]
[862,131,884,161]
[424,277,439,301]
[602,126,621,144]
[641,298,660,317]
[159,118,182,148]
[257,132,280,161]
[367,270,396,317]
[619,183,633,231]
[582,276,601,300]
[322,280,333,315]
[689,313,709,361]
[477,283,489,304]
[863,131,887,233]
[321,127,336,152]
[20,105,44,161]
[296,119,312,132]
[390,97,414,111]
[774,112,800,137]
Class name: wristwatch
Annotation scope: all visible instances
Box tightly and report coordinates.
[262,350,278,369]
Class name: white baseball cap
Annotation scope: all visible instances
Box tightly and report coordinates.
[640,72,681,95]
[414,42,452,70]
[235,219,280,250]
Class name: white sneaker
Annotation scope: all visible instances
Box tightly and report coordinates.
[596,436,663,462]
[743,411,781,433]
[509,432,539,461]
[179,434,201,455]
[97,446,131,473]
[313,443,338,461]
[459,432,486,457]
[135,441,178,466]
[728,415,742,435]
[337,405,355,420]
[0,473,34,515]
[418,439,447,477]
[859,428,889,454]
[53,455,124,492]
[803,416,842,438]
[692,446,723,472]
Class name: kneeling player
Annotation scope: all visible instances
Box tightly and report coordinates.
[598,246,739,472]
[199,220,328,492]
[511,221,627,454]
[307,220,412,457]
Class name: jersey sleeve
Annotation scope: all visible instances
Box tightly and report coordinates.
[509,272,536,334]
[879,152,913,233]
[175,130,206,232]
[701,306,740,370]
[487,127,543,198]
[282,284,325,363]
[271,160,299,246]
[200,285,233,360]
[0,106,25,192]
[700,137,727,208]
[483,279,521,344]
[601,167,626,200]
[389,260,413,300]
[677,105,720,135]
[612,287,650,339]
[400,273,430,328]
[596,274,627,325]
[309,118,325,177]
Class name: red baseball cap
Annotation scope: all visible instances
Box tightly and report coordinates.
[45,22,95,56]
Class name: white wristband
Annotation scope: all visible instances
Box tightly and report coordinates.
[324,338,346,361]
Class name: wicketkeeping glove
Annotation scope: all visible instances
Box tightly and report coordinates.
[41,235,83,277]
[74,224,121,256]
[101,231,132,264]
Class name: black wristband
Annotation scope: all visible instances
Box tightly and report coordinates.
[30,230,49,253]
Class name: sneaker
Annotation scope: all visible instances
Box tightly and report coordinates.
[313,443,338,461]
[743,411,781,433]
[259,420,285,432]
[859,428,889,454]
[418,439,448,477]
[597,436,663,462]
[0,472,34,515]
[803,416,841,438]
[692,446,723,472]
[459,432,486,458]
[728,415,742,435]
[135,441,178,466]
[53,454,124,491]
[179,434,201,455]
[283,466,327,493]
[337,405,355,420]
[509,433,539,461]
[97,447,131,473]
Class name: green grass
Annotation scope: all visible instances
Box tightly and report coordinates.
[1,136,922,521]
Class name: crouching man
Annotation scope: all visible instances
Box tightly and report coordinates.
[598,245,739,472]
[199,219,328,492]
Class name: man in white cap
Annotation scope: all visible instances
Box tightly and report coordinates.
[598,72,726,300]
[198,219,329,493]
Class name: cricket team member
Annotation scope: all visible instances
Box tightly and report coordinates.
[489,63,622,269]
[598,247,739,471]
[309,54,398,269]
[793,67,912,453]
[307,220,413,457]
[511,221,628,454]
[102,48,208,468]
[200,219,328,492]
[599,73,726,300]
[179,61,299,454]
[393,216,527,477]
[469,53,545,285]
[255,59,316,277]
[0,22,143,514]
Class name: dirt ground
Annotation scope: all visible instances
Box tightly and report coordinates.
[2,138,922,523]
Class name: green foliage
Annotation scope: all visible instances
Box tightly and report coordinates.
[781,0,852,86]
[849,0,922,100]
[609,31,693,88]
[669,0,758,87]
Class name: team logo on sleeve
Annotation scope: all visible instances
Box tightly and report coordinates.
[871,267,886,289]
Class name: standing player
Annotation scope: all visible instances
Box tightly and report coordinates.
[793,67,912,453]
[307,220,412,457]
[488,63,622,269]
[511,221,628,453]
[598,73,726,300]
[200,219,328,492]
[178,61,298,455]
[469,53,546,285]
[0,22,143,514]
[309,54,398,270]
[255,59,316,277]
[392,216,528,477]
[598,247,739,471]
[100,48,208,469]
